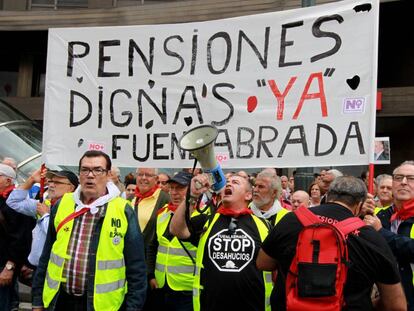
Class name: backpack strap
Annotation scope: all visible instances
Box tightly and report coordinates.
[294,206,321,226]
[334,217,365,235]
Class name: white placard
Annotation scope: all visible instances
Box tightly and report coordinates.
[42,0,379,168]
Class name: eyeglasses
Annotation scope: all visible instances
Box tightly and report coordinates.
[79,167,107,176]
[137,172,156,178]
[49,180,72,186]
[228,217,238,234]
[393,174,414,183]
[158,181,168,185]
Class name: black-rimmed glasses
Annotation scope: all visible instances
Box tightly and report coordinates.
[79,167,107,176]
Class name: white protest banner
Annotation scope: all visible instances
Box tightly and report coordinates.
[42,0,379,168]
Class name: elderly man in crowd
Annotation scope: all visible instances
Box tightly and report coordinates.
[7,168,78,284]
[258,176,406,311]
[147,171,195,311]
[0,164,35,311]
[290,190,310,211]
[32,150,147,311]
[375,174,393,208]
[133,167,169,310]
[250,169,289,226]
[133,168,170,248]
[280,175,290,201]
[365,161,414,310]
[319,169,343,203]
[170,174,272,311]
[110,166,125,195]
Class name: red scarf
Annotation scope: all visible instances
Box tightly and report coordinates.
[1,185,14,198]
[216,206,252,218]
[390,199,414,221]
[167,203,178,212]
[135,185,159,202]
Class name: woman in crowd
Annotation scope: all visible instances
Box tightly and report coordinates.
[308,181,321,207]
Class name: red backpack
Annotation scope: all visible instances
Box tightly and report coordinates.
[286,206,365,311]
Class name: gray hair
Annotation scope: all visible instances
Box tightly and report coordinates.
[326,169,343,179]
[2,157,17,170]
[393,161,414,174]
[257,170,282,196]
[376,174,392,186]
[111,166,121,176]
[327,176,367,207]
[135,167,158,175]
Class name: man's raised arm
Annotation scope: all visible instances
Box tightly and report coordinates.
[170,174,211,239]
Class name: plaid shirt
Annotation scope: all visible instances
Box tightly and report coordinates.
[61,205,106,296]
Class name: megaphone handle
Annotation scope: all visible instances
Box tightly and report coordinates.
[194,180,203,190]
[183,158,199,236]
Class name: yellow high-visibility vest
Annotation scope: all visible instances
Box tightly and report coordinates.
[155,206,197,291]
[43,193,128,311]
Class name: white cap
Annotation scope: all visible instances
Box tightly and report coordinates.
[0,163,16,179]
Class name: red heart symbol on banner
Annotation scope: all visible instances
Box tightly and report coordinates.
[247,96,258,113]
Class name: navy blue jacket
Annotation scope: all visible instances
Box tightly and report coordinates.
[377,205,414,311]
[32,199,147,310]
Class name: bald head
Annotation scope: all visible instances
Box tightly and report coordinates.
[291,190,310,210]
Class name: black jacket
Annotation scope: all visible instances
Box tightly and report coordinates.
[0,193,35,268]
[377,205,414,311]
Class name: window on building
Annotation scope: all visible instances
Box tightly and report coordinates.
[57,0,88,7]
[30,0,55,7]
[30,0,88,9]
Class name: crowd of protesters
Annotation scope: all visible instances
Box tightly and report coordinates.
[0,152,412,310]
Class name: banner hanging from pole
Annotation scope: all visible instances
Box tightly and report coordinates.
[42,0,379,168]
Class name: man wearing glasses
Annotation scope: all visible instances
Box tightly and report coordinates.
[170,174,272,311]
[133,167,169,310]
[133,168,170,251]
[32,150,147,311]
[365,161,414,310]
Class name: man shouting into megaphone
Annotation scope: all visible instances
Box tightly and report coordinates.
[170,174,272,311]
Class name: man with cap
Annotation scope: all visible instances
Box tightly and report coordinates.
[0,163,35,311]
[147,171,195,311]
[7,168,79,276]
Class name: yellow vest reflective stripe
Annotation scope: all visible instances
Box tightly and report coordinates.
[374,205,391,215]
[409,225,414,286]
[155,207,197,291]
[43,193,128,311]
[193,213,272,311]
[274,208,290,226]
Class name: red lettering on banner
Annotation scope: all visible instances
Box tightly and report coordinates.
[293,72,328,119]
[268,77,297,120]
